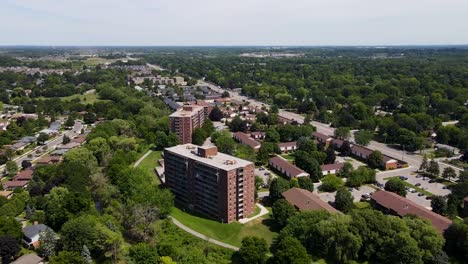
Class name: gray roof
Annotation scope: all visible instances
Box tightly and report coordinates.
[23,224,48,239]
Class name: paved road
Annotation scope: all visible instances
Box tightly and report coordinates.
[170,217,239,251]
[133,150,153,168]
[0,121,84,174]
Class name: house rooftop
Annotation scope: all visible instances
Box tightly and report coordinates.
[13,169,34,181]
[269,156,308,178]
[165,144,253,171]
[169,105,204,118]
[11,253,42,264]
[283,188,338,213]
[321,162,345,172]
[23,224,48,240]
[371,190,452,233]
[233,132,261,149]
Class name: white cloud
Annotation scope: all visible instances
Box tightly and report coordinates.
[1,0,467,45]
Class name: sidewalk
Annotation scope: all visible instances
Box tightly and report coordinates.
[170,217,239,251]
[238,203,269,224]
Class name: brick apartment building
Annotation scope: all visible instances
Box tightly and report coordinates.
[164,144,255,223]
[169,105,205,144]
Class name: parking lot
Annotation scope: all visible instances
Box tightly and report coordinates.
[255,166,277,186]
[316,184,376,204]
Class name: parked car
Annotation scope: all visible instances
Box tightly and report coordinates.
[264,172,270,176]
[416,175,421,178]
[415,183,421,187]
[411,189,417,193]
[418,193,424,196]
[399,176,409,180]
[442,186,449,189]
[348,188,354,192]
[361,194,371,199]
[259,167,265,171]
[376,183,384,188]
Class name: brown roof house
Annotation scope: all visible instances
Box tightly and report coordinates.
[321,162,345,176]
[278,142,297,153]
[283,188,338,213]
[371,190,451,233]
[233,132,261,150]
[13,169,34,181]
[269,156,309,179]
[312,132,333,146]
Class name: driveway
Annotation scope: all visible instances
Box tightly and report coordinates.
[255,166,276,186]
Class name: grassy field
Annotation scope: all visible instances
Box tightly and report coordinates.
[384,176,434,196]
[280,153,295,161]
[60,92,100,104]
[248,204,262,218]
[354,201,371,209]
[135,150,161,185]
[171,207,278,247]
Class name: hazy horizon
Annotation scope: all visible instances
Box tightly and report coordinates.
[1,0,468,46]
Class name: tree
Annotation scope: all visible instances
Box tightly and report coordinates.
[385,178,407,197]
[265,128,280,143]
[442,167,456,181]
[354,130,373,146]
[5,161,18,177]
[295,150,322,182]
[38,228,58,258]
[271,236,309,264]
[324,147,336,164]
[209,106,224,121]
[334,188,354,212]
[129,243,159,264]
[296,137,316,153]
[63,147,98,173]
[427,160,440,177]
[419,155,428,172]
[50,251,85,264]
[444,221,468,262]
[62,135,71,144]
[0,216,22,240]
[319,174,344,192]
[338,162,353,178]
[21,159,32,169]
[339,141,352,156]
[272,199,296,228]
[238,236,268,264]
[298,177,314,192]
[334,127,351,140]
[191,128,208,146]
[367,150,383,169]
[431,196,447,215]
[211,131,236,155]
[160,256,177,264]
[269,178,290,202]
[0,236,20,264]
[257,142,280,164]
[37,132,49,145]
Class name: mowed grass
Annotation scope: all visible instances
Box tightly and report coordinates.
[136,150,161,185]
[171,207,278,247]
[60,92,99,104]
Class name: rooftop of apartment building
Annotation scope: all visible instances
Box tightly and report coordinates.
[169,105,204,118]
[165,144,253,170]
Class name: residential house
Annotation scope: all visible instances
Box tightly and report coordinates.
[321,163,345,176]
[312,132,333,146]
[22,223,51,248]
[12,253,43,264]
[13,169,34,181]
[36,155,62,165]
[0,191,13,199]
[282,188,338,213]
[278,142,297,153]
[269,156,309,179]
[371,191,451,233]
[2,180,29,190]
[233,132,261,150]
[250,132,266,140]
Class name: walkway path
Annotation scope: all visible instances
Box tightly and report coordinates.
[133,150,153,168]
[170,217,240,251]
[238,203,269,224]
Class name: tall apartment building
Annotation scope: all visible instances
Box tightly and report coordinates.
[164,144,255,223]
[169,105,205,144]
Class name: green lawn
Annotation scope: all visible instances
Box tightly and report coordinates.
[280,153,295,161]
[171,207,278,247]
[384,176,433,196]
[60,92,99,104]
[248,204,262,218]
[354,201,371,210]
[135,150,161,185]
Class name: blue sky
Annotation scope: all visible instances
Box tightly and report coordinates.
[1,0,467,46]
